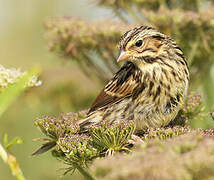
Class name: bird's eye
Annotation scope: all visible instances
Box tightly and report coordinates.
[135,40,143,47]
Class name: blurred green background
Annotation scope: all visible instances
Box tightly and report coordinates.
[0,0,214,179]
[0,0,110,179]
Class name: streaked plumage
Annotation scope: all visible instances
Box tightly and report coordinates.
[80,26,189,132]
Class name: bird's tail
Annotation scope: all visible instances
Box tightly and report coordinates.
[78,112,103,130]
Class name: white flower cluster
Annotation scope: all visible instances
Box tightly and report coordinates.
[0,65,42,91]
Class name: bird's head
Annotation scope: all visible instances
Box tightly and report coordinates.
[117,26,173,64]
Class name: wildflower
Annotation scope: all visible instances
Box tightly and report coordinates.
[0,65,41,92]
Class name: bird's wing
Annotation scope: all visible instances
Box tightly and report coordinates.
[88,61,142,115]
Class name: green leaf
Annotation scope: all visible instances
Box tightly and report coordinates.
[3,133,8,147]
[4,135,23,150]
[3,134,23,150]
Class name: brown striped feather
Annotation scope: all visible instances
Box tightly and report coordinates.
[88,61,141,115]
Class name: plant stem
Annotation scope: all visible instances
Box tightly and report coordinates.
[112,6,128,23]
[0,143,26,180]
[187,37,199,65]
[74,163,95,180]
[201,67,214,109]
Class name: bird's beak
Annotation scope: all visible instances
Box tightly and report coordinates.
[117,50,131,62]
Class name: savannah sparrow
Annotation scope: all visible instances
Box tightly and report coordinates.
[79,26,189,132]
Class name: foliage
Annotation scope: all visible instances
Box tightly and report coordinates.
[34,110,135,177]
[0,65,41,180]
[45,0,214,107]
[0,135,25,180]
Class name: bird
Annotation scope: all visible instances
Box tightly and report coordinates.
[79,26,189,133]
[32,26,190,156]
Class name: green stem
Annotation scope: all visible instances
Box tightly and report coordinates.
[96,48,117,74]
[196,0,201,12]
[74,163,95,180]
[0,143,26,180]
[82,52,109,82]
[104,45,120,70]
[75,56,92,78]
[187,37,199,65]
[0,143,7,162]
[201,67,214,109]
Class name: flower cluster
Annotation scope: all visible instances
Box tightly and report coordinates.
[34,110,135,172]
[92,132,214,180]
[45,17,134,81]
[168,92,206,127]
[0,65,41,92]
[90,120,135,155]
[45,17,131,57]
[181,92,205,121]
[143,126,192,141]
[56,133,98,170]
[35,111,86,139]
